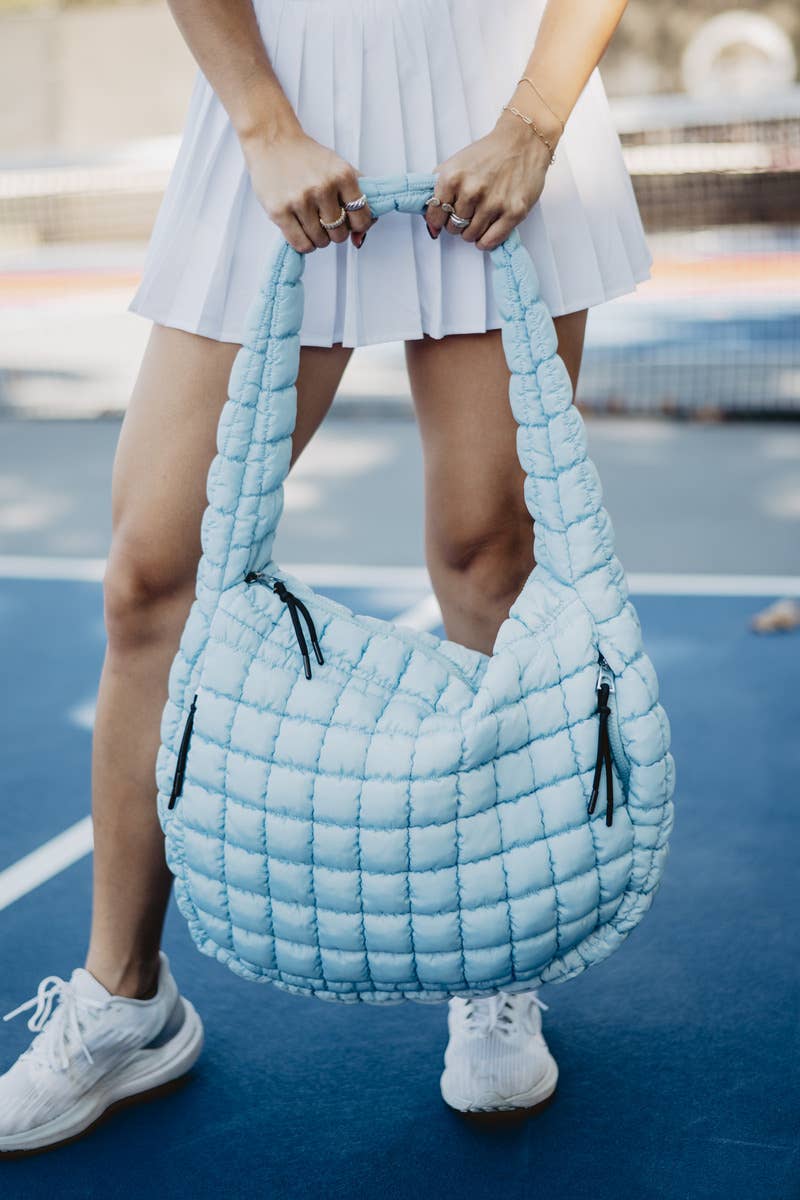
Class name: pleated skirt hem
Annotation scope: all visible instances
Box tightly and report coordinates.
[129,271,651,349]
[128,0,653,349]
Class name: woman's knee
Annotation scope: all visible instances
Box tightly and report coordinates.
[103,528,197,652]
[430,503,535,613]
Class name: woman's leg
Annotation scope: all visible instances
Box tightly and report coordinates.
[404,311,587,653]
[85,324,353,999]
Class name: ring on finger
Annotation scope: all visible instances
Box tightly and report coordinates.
[343,193,368,212]
[320,206,348,230]
[446,209,471,229]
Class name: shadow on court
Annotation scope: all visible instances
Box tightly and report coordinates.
[0,578,797,1199]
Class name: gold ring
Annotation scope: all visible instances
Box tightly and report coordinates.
[320,206,348,230]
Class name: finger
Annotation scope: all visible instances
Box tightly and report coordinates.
[459,200,500,246]
[340,194,375,249]
[321,206,351,245]
[442,174,486,239]
[342,200,377,248]
[336,165,380,248]
[424,181,456,237]
[295,197,334,249]
[475,213,517,253]
[314,184,352,246]
[339,174,374,237]
[442,195,477,238]
[278,213,317,255]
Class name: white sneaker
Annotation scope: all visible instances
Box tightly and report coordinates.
[0,950,203,1154]
[440,989,558,1114]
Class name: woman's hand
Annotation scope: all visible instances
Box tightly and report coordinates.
[425,107,557,251]
[241,126,378,254]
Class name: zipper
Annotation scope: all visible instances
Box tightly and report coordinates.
[168,692,197,810]
[240,566,490,694]
[603,667,631,790]
[587,652,630,827]
[244,570,324,680]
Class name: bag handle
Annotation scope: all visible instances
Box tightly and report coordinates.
[195,171,625,639]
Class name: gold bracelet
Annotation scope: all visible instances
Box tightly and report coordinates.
[501,104,557,164]
[517,75,566,134]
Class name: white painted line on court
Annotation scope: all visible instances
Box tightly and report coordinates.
[0,817,94,912]
[0,555,106,582]
[289,563,435,590]
[296,568,800,597]
[67,699,97,731]
[1,555,800,596]
[393,591,443,632]
[0,557,434,589]
[624,573,800,596]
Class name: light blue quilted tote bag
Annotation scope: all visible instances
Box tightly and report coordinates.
[156,173,675,1004]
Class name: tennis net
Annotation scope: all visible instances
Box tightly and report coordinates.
[1,88,798,415]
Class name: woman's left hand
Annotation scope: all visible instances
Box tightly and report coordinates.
[425,107,557,251]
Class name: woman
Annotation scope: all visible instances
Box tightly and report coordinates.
[0,0,650,1150]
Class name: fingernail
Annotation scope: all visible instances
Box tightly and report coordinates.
[426,224,438,239]
[355,231,367,248]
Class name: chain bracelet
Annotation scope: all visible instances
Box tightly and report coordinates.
[517,75,566,134]
[501,104,557,164]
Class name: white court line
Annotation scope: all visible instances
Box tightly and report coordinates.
[0,817,94,912]
[1,555,800,596]
[393,591,443,631]
[623,573,800,597]
[0,556,106,582]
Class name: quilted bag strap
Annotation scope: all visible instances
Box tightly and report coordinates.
[195,171,626,636]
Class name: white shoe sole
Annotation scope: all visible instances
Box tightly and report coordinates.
[440,1051,559,1114]
[0,997,204,1154]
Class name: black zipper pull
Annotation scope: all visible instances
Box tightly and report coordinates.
[168,693,197,810]
[288,592,325,667]
[588,659,615,827]
[245,570,324,679]
[274,580,312,679]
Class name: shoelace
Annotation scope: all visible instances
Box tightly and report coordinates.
[3,976,107,1070]
[462,991,548,1038]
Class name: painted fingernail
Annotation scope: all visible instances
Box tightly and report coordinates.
[355,231,367,248]
[426,224,438,239]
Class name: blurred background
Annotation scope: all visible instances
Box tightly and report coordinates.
[1,0,799,425]
[1,0,799,569]
[1,0,800,568]
[0,4,798,1198]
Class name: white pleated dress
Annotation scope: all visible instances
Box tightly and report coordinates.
[128,0,652,348]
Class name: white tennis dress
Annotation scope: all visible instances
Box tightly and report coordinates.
[128,0,652,348]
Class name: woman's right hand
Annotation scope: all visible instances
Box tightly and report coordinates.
[241,127,377,254]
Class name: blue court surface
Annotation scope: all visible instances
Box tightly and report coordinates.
[1,574,798,1200]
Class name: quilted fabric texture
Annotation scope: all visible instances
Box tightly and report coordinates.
[156,173,675,1004]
